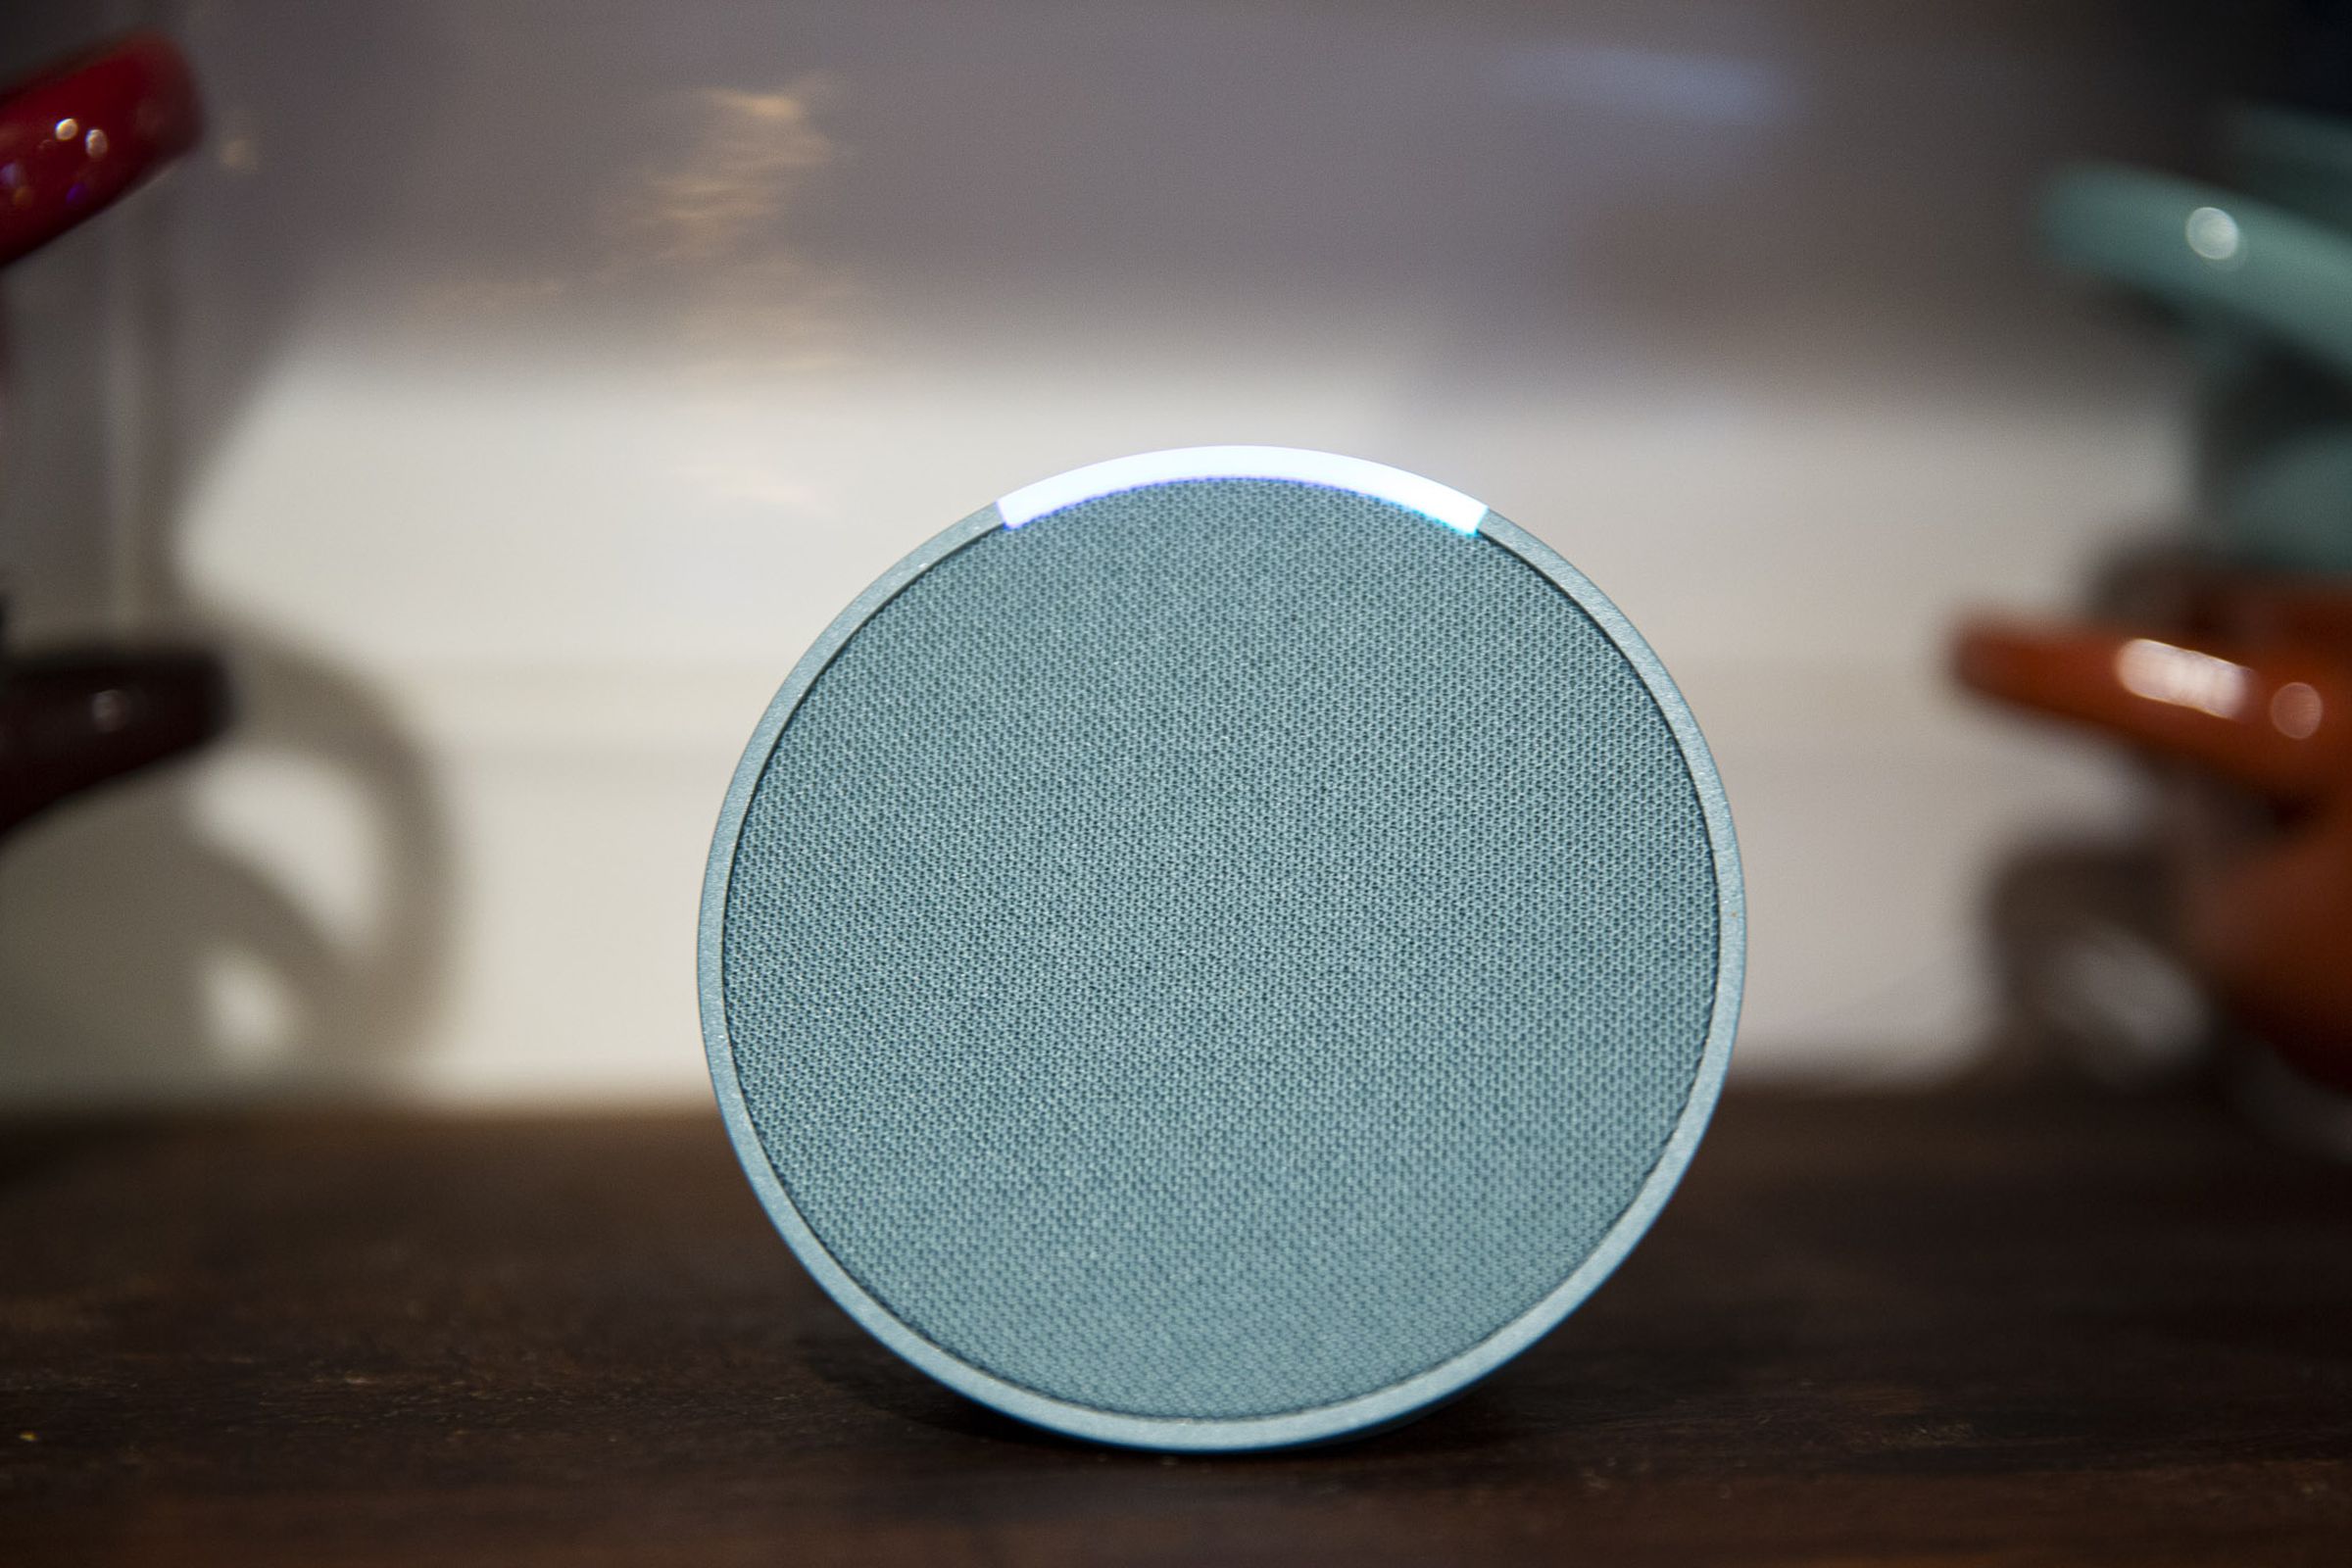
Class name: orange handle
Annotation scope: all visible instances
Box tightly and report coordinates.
[1953,616,2352,801]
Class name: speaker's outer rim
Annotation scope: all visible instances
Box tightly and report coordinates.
[699,452,1745,1452]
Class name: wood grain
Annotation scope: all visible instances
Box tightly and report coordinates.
[3,1091,2348,1565]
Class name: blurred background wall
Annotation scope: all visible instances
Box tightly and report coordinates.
[0,1,2282,1103]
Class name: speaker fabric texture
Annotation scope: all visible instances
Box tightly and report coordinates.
[701,448,1742,1451]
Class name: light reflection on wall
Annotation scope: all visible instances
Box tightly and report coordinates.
[409,78,858,373]
[609,84,837,265]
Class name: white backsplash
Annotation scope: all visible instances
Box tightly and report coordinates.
[0,1,2215,1101]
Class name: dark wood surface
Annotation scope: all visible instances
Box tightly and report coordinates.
[3,1090,2349,1565]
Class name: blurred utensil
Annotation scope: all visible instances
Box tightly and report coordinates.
[0,30,198,269]
[0,30,220,845]
[1956,567,2352,1094]
[2046,162,2352,573]
[2042,166,2352,378]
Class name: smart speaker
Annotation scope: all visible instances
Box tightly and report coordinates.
[700,448,1742,1451]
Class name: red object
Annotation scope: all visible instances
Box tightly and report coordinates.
[0,33,219,838]
[1955,569,2352,1093]
[0,31,200,269]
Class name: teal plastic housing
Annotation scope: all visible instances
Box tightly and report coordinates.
[700,452,1743,1451]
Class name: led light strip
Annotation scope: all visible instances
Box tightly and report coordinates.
[997,446,1489,535]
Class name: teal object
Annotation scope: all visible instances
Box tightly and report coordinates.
[2044,162,2352,573]
[700,450,1743,1450]
[2041,166,2352,382]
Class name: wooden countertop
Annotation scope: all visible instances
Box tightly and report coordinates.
[3,1090,2348,1564]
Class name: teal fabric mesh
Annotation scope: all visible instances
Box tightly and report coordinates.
[721,480,1717,1421]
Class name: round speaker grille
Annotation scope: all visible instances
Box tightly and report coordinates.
[702,448,1742,1450]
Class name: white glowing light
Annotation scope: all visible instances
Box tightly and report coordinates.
[2185,206,2242,264]
[998,446,1488,534]
[2115,637,2249,719]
